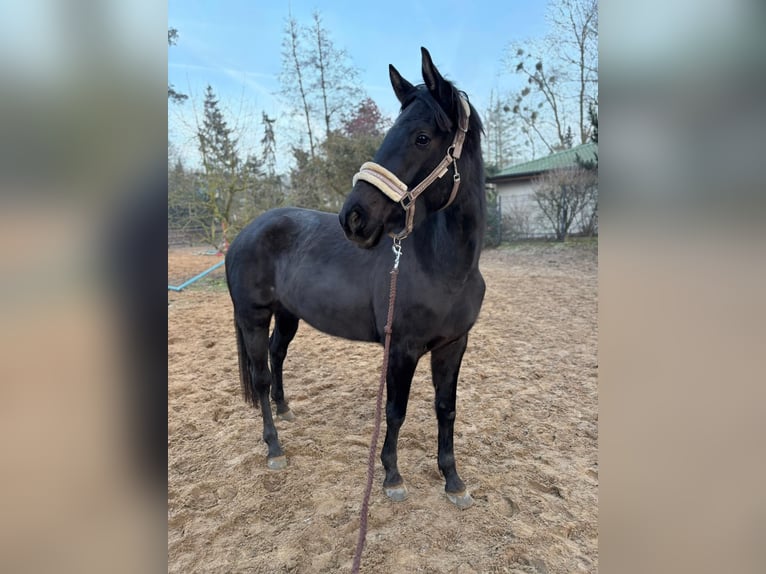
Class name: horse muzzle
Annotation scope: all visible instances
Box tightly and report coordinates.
[339,202,384,249]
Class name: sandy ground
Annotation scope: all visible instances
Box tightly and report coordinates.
[168,240,598,573]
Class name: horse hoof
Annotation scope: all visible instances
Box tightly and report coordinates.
[446,490,474,509]
[267,455,287,470]
[277,409,296,422]
[384,484,409,502]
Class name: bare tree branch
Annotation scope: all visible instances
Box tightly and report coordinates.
[533,167,597,240]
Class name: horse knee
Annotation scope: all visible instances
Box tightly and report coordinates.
[385,410,406,430]
[435,400,456,421]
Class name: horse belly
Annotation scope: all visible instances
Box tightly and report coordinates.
[279,282,379,343]
[302,312,379,343]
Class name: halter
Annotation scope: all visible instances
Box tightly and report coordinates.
[352,95,471,240]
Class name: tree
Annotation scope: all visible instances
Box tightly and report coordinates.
[533,166,597,241]
[308,11,363,140]
[575,184,598,237]
[509,49,568,154]
[343,97,386,138]
[484,185,502,248]
[483,90,518,174]
[288,99,386,212]
[505,0,598,156]
[288,132,384,212]
[280,13,317,158]
[279,10,363,159]
[167,28,188,104]
[320,128,382,210]
[260,112,278,177]
[575,102,598,235]
[168,144,205,243]
[502,198,535,241]
[193,85,263,248]
[547,0,598,145]
[321,98,386,210]
[287,147,323,209]
[576,102,598,170]
[258,112,285,213]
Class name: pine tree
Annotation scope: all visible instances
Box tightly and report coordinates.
[199,86,238,172]
[193,86,261,248]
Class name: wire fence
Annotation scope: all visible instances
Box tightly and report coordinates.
[168,224,209,247]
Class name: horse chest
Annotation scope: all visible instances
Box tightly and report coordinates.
[398,270,484,339]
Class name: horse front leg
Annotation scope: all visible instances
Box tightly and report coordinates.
[380,348,418,502]
[431,333,473,509]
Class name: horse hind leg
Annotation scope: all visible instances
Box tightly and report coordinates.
[269,309,299,421]
[237,308,287,470]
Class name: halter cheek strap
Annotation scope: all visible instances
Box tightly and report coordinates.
[351,95,471,240]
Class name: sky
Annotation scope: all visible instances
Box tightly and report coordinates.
[168,0,550,170]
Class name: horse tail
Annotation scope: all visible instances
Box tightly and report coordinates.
[234,317,258,406]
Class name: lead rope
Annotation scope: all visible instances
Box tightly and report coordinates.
[351,238,403,574]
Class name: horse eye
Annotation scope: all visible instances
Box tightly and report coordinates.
[415,134,430,146]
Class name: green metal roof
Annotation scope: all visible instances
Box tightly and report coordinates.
[489,142,597,180]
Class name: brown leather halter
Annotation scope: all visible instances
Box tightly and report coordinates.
[351,95,471,240]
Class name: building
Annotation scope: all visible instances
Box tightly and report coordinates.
[487,142,597,239]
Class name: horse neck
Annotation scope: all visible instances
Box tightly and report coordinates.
[413,176,485,276]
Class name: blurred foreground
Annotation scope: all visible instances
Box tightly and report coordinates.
[0,2,166,572]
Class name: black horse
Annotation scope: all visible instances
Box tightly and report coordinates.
[225,48,485,508]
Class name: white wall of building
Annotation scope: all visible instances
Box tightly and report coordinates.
[494,179,552,238]
[491,178,598,239]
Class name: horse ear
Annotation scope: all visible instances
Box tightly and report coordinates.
[420,47,452,108]
[389,64,414,104]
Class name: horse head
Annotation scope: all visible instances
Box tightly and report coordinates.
[340,47,473,248]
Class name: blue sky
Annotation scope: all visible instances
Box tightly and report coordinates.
[168,0,549,169]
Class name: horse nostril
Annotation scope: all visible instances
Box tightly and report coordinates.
[348,208,364,234]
